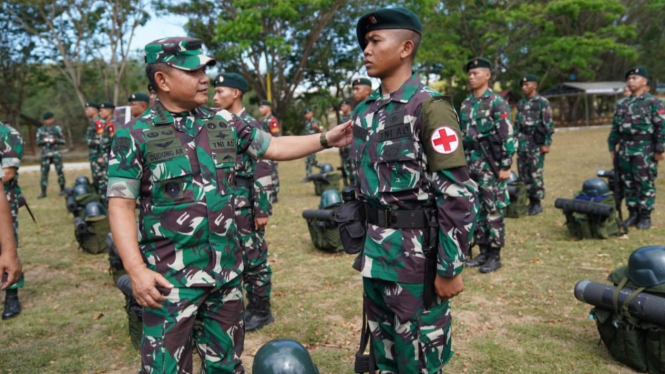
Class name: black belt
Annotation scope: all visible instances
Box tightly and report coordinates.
[620,134,653,142]
[234,176,253,189]
[519,127,536,135]
[365,204,429,229]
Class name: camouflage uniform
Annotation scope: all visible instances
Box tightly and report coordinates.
[0,122,24,291]
[303,118,322,175]
[459,89,515,254]
[235,109,274,305]
[107,100,271,373]
[607,92,665,213]
[99,118,114,200]
[352,74,478,373]
[261,114,280,202]
[86,116,107,197]
[514,94,554,200]
[36,124,66,189]
[339,113,357,186]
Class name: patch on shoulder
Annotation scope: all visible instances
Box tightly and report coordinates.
[430,126,459,154]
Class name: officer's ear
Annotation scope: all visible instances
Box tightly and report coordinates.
[154,70,170,93]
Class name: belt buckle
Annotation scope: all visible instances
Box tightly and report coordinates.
[377,209,390,228]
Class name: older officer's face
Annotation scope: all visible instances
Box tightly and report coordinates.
[160,66,210,109]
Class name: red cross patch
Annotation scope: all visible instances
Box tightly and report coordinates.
[431,127,459,154]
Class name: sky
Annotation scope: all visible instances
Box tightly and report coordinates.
[128,13,188,57]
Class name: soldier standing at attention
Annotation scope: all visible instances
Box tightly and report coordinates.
[608,67,665,230]
[213,72,276,332]
[98,102,116,201]
[459,57,515,273]
[107,37,352,373]
[86,102,106,196]
[129,93,150,119]
[302,107,323,178]
[0,121,24,320]
[338,99,357,186]
[352,77,372,104]
[259,100,280,203]
[514,74,554,216]
[36,112,66,198]
[352,8,478,373]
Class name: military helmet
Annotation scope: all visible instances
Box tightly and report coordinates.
[581,178,610,198]
[627,246,665,287]
[319,163,334,174]
[252,339,320,374]
[319,189,343,209]
[75,175,90,186]
[507,171,519,184]
[84,202,107,222]
[73,184,91,198]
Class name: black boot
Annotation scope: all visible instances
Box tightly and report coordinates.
[245,294,274,332]
[2,289,21,320]
[528,198,543,216]
[636,210,652,230]
[465,246,489,267]
[37,186,47,199]
[622,207,639,228]
[59,185,66,196]
[479,249,502,273]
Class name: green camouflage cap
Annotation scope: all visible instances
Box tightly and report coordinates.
[85,102,100,109]
[260,100,273,107]
[100,102,115,109]
[213,72,248,92]
[43,112,54,120]
[520,74,538,85]
[128,93,150,103]
[145,37,216,71]
[357,7,422,50]
[352,77,372,87]
[465,57,492,72]
[625,66,649,80]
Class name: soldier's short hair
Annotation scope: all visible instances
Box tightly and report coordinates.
[145,62,173,93]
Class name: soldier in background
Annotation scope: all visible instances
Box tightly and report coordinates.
[97,102,116,201]
[85,102,105,196]
[514,74,554,216]
[0,120,24,319]
[459,57,515,273]
[352,77,372,104]
[608,67,665,230]
[302,107,323,179]
[214,72,276,332]
[338,99,356,186]
[128,93,150,118]
[259,100,280,203]
[36,112,66,198]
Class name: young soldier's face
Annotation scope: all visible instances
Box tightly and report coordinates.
[363,30,404,78]
[159,66,210,108]
[130,101,148,117]
[468,68,491,90]
[340,103,351,114]
[213,86,239,110]
[100,108,114,119]
[45,118,55,126]
[353,85,371,102]
[259,105,270,117]
[521,82,537,96]
[304,111,314,120]
[626,75,647,93]
[85,107,98,118]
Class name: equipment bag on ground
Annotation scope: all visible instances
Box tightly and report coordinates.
[75,202,111,254]
[561,194,621,239]
[313,172,341,196]
[505,180,528,218]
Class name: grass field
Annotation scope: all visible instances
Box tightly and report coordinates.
[0,126,659,373]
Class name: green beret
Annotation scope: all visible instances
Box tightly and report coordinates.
[356,7,422,50]
[214,72,248,92]
[128,93,150,103]
[465,57,492,72]
[304,107,313,114]
[99,102,115,109]
[43,112,54,120]
[145,37,216,71]
[85,102,100,109]
[260,100,273,107]
[625,66,649,80]
[520,74,539,85]
[352,77,372,87]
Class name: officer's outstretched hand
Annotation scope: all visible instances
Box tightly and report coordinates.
[325,121,353,148]
[0,253,22,290]
[434,273,464,300]
[129,266,173,309]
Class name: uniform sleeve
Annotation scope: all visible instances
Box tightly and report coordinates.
[541,98,554,146]
[56,126,66,145]
[421,96,467,172]
[234,116,272,159]
[253,158,274,217]
[608,101,622,151]
[86,122,95,146]
[1,131,23,169]
[36,128,45,146]
[652,98,665,153]
[107,127,142,199]
[430,166,478,277]
[491,98,515,169]
[513,101,523,134]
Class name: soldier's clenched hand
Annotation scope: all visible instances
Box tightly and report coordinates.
[255,216,268,230]
[129,267,173,309]
[326,121,353,148]
[655,153,664,162]
[498,169,511,181]
[434,273,464,300]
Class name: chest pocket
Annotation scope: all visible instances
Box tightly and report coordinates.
[144,128,194,206]
[473,104,495,135]
[206,123,237,192]
[370,120,422,193]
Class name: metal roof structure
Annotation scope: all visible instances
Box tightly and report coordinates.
[541,82,626,97]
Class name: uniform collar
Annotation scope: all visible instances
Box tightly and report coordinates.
[152,101,214,126]
[368,73,422,104]
[631,92,648,101]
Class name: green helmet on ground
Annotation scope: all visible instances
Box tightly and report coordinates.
[581,178,610,198]
[73,184,91,198]
[627,246,665,287]
[319,189,342,209]
[75,176,90,186]
[319,163,334,174]
[252,339,320,374]
[84,202,107,222]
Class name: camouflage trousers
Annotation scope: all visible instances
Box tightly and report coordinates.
[468,157,507,249]
[140,277,244,374]
[618,149,658,211]
[305,154,320,175]
[340,145,357,186]
[517,147,546,200]
[4,187,23,291]
[236,206,272,298]
[363,277,453,374]
[90,157,107,199]
[269,161,279,201]
[40,154,65,188]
